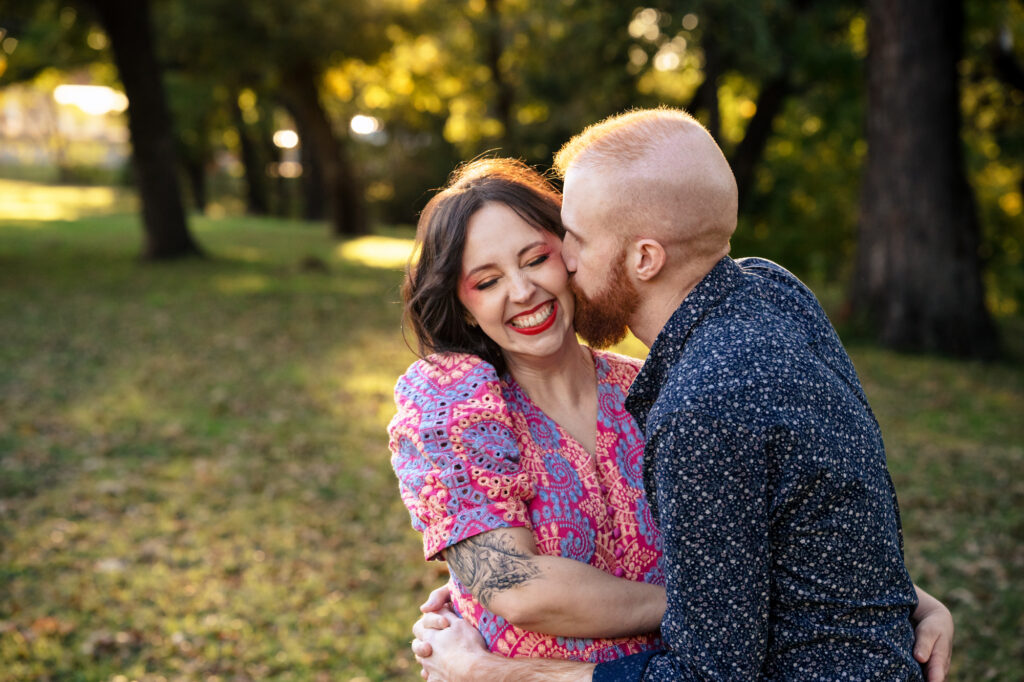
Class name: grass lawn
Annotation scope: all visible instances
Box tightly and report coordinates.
[1,186,1022,680]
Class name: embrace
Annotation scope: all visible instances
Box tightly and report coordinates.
[388,108,953,680]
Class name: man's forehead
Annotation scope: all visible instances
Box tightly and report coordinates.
[562,166,616,235]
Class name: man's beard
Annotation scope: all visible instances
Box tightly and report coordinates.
[570,250,639,349]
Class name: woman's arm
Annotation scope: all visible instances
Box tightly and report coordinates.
[443,526,666,638]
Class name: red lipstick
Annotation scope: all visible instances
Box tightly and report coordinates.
[507,301,558,335]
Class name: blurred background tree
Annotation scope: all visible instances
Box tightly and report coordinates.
[854,0,996,357]
[1,0,1021,353]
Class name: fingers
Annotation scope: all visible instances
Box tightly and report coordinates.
[926,632,952,682]
[436,606,458,620]
[421,585,452,612]
[914,622,952,682]
[424,612,450,629]
[412,612,450,640]
[412,638,433,658]
[912,626,938,664]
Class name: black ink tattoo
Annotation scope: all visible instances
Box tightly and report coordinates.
[446,531,541,610]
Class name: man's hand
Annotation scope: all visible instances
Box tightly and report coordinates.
[412,607,489,682]
[420,584,452,614]
[911,587,954,681]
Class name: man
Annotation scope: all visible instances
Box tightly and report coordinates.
[412,108,947,680]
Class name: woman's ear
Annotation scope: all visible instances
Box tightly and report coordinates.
[632,239,667,282]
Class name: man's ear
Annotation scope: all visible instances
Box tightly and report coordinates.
[631,238,667,282]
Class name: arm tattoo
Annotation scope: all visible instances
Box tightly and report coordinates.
[446,531,541,610]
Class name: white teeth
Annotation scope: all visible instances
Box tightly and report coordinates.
[510,302,554,328]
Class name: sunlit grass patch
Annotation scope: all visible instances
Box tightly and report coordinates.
[0,178,137,221]
[336,235,415,270]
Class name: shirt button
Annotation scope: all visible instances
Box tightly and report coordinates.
[613,567,625,577]
[614,546,624,558]
[612,527,621,539]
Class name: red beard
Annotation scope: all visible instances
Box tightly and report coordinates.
[569,250,639,349]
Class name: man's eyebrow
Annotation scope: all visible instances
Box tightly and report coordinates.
[464,241,547,278]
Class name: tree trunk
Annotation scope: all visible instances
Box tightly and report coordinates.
[853,0,996,357]
[282,62,366,236]
[698,32,721,143]
[182,155,207,213]
[86,0,201,259]
[230,92,269,216]
[287,103,326,220]
[730,71,791,210]
[484,0,515,150]
[299,137,326,221]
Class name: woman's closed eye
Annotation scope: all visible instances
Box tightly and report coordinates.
[474,277,498,291]
[526,254,549,267]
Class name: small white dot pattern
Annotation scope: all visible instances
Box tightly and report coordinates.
[593,257,922,681]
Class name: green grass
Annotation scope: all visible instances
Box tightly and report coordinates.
[1,190,1022,680]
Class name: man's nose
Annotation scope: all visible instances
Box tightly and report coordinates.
[562,249,578,273]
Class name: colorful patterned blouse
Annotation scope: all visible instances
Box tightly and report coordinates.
[388,349,664,662]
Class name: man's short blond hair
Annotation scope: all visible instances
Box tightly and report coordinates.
[553,107,706,176]
[555,106,737,264]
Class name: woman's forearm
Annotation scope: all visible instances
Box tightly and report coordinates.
[486,554,666,638]
[446,528,666,638]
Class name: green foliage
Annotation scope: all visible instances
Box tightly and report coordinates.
[3,0,1021,308]
[1,188,1023,679]
[0,1,99,85]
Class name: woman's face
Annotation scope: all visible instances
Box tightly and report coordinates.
[457,201,576,362]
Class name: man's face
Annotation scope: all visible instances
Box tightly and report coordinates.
[561,166,640,348]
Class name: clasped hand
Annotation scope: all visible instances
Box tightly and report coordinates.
[411,586,487,682]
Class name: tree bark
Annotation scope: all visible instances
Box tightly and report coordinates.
[287,103,326,221]
[697,32,721,143]
[282,61,366,236]
[992,30,1024,95]
[730,71,791,210]
[853,0,996,357]
[484,0,515,150]
[230,92,269,216]
[182,154,207,213]
[85,0,202,259]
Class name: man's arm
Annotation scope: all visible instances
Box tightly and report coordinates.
[911,585,954,681]
[413,609,594,682]
[443,527,666,638]
[604,410,921,680]
[593,413,773,680]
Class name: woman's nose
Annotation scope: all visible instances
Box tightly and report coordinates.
[509,274,535,302]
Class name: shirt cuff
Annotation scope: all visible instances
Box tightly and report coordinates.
[592,650,659,681]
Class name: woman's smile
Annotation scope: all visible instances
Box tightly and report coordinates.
[507,300,558,334]
[457,201,575,360]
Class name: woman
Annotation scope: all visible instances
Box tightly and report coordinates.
[389,158,952,673]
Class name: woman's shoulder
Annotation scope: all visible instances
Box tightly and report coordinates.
[396,352,502,391]
[392,352,508,428]
[591,348,645,385]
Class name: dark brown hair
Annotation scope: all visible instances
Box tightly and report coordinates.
[402,158,564,375]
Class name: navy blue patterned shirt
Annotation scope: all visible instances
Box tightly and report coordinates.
[593,257,921,681]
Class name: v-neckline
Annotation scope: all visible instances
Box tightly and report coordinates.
[505,348,602,460]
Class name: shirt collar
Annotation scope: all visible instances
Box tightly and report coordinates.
[625,256,743,430]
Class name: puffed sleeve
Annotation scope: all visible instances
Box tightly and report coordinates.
[387,353,534,560]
